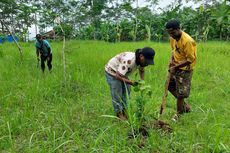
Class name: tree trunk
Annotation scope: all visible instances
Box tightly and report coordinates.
[134,0,139,42]
[0,19,23,57]
[35,13,37,35]
[1,13,3,33]
[59,23,66,83]
[219,25,222,40]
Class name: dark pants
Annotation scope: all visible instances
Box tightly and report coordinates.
[41,54,52,72]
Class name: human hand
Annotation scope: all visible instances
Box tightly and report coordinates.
[132,81,139,86]
[168,66,176,74]
[169,60,176,68]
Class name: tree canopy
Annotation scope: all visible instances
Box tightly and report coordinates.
[0,0,229,41]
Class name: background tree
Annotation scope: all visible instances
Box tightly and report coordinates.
[1,0,229,42]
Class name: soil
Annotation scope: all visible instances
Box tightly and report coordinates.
[127,119,172,139]
[152,120,173,133]
[127,120,172,148]
[127,125,149,139]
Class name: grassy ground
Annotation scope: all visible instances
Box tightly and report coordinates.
[0,40,230,152]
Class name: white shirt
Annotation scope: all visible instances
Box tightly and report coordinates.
[105,52,139,76]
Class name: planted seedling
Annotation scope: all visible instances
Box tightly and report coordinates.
[127,80,152,139]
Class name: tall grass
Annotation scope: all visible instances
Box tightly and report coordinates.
[0,40,229,152]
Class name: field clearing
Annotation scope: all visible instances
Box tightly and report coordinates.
[0,40,230,152]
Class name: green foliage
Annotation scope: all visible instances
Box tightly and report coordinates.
[0,45,3,57]
[145,24,151,41]
[100,22,110,42]
[0,40,230,152]
[0,34,6,43]
[53,23,74,39]
[1,0,230,42]
[131,80,152,129]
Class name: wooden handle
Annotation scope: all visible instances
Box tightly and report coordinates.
[159,71,171,115]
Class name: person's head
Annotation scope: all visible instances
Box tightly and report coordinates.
[36,34,43,42]
[135,47,155,67]
[165,19,181,40]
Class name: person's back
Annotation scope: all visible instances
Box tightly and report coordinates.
[105,52,137,77]
[35,39,52,57]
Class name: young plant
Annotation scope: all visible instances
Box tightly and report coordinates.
[128,80,152,138]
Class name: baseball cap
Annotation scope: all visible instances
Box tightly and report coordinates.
[141,47,155,65]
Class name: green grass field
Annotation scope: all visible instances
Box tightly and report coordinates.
[0,40,230,152]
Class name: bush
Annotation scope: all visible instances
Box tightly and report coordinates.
[53,23,74,39]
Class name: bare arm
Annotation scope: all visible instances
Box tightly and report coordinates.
[169,52,175,68]
[115,72,134,85]
[139,67,145,80]
[174,60,191,69]
[169,60,191,73]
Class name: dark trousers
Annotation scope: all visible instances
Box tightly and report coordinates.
[41,54,52,72]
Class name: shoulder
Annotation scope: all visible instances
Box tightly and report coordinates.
[43,40,50,44]
[116,52,134,60]
[43,40,51,47]
[123,52,135,59]
[182,31,196,45]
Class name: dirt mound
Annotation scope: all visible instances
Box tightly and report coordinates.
[153,120,173,133]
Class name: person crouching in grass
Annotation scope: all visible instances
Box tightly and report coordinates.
[35,34,52,73]
[105,47,155,120]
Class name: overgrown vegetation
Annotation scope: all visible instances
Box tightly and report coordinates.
[0,40,229,152]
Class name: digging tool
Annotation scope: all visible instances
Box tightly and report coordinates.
[159,71,171,115]
[151,53,174,132]
[152,71,172,132]
[160,52,174,115]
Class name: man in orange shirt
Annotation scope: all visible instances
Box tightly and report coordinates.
[165,20,197,120]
